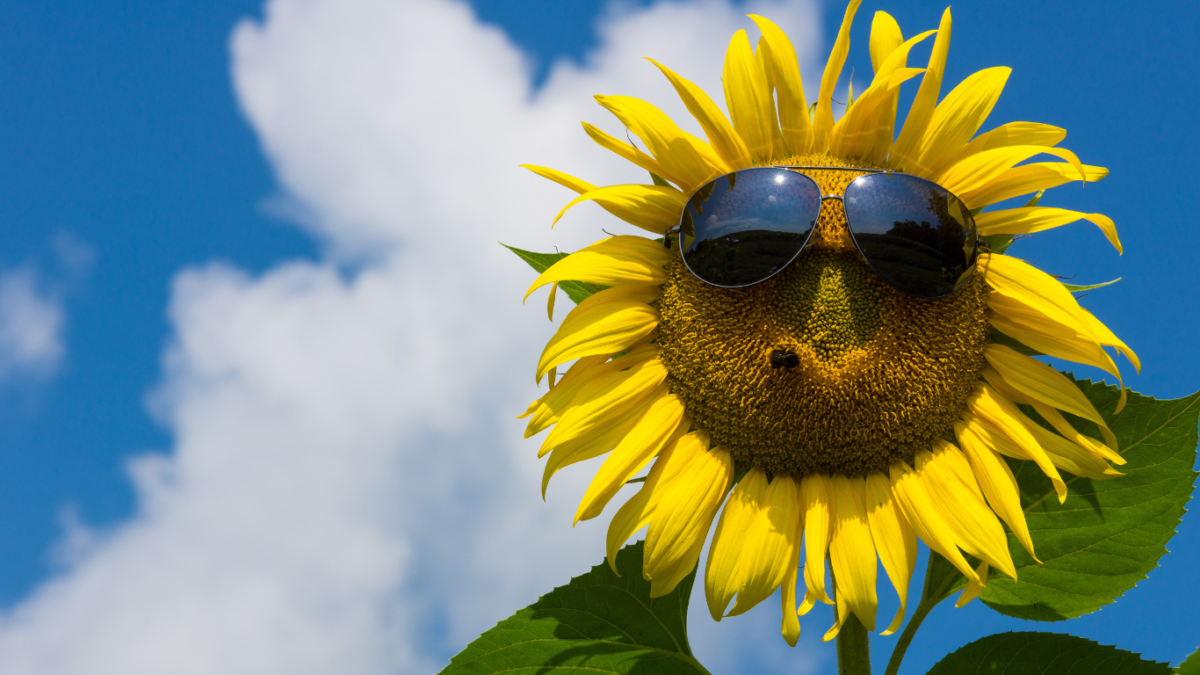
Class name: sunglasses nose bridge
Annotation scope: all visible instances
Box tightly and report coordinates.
[807,193,856,252]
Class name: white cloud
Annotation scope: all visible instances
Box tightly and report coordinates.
[0,0,838,673]
[0,268,65,383]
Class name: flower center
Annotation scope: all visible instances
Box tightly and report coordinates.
[655,155,992,477]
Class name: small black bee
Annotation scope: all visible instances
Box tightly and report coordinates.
[769,349,800,370]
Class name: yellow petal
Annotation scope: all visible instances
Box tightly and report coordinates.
[967,383,1067,503]
[522,355,612,435]
[606,430,710,573]
[976,206,1121,254]
[581,122,672,183]
[889,7,952,170]
[546,283,558,321]
[984,344,1117,450]
[521,164,597,195]
[594,95,726,193]
[574,393,689,523]
[864,27,936,163]
[644,58,751,170]
[651,532,709,598]
[986,253,1099,334]
[552,183,687,235]
[1021,408,1121,475]
[937,145,1084,200]
[960,162,1107,209]
[706,472,801,619]
[912,67,1012,177]
[532,348,656,449]
[812,0,864,152]
[889,460,980,584]
[644,436,733,596]
[868,11,904,75]
[938,122,1067,173]
[755,38,791,160]
[987,305,1124,394]
[865,473,916,635]
[985,253,1131,407]
[955,561,989,608]
[780,503,805,646]
[799,473,834,608]
[982,370,1120,474]
[748,15,812,157]
[705,469,765,620]
[605,445,672,573]
[1077,304,1141,375]
[722,30,784,163]
[525,235,667,302]
[541,353,667,452]
[541,397,653,497]
[729,473,801,614]
[823,587,853,642]
[607,483,654,574]
[828,475,878,631]
[1027,399,1124,465]
[1027,418,1125,481]
[954,419,1037,559]
[917,442,1016,580]
[829,66,925,160]
[536,285,660,381]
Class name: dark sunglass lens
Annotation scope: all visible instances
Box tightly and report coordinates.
[681,168,821,287]
[842,173,977,298]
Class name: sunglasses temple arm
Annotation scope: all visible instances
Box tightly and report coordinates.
[663,225,681,249]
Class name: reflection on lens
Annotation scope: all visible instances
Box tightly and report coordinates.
[843,173,977,298]
[681,168,821,287]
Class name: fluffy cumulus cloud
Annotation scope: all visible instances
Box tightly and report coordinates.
[0,0,840,673]
[0,268,65,383]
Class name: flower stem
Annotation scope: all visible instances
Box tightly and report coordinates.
[836,612,871,675]
[882,596,935,675]
[883,553,958,675]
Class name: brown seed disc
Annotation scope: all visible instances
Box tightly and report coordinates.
[655,154,991,477]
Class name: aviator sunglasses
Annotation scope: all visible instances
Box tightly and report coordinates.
[665,166,980,298]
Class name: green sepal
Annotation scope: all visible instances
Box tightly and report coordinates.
[927,379,1199,621]
[502,243,607,305]
[927,632,1172,674]
[983,233,1015,254]
[649,172,671,188]
[1060,277,1121,293]
[438,541,709,675]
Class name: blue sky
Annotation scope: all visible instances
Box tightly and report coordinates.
[0,0,1196,672]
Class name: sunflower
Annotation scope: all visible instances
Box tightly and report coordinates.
[518,0,1137,646]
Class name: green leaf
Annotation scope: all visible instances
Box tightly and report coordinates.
[927,632,1172,674]
[502,243,607,305]
[929,380,1200,621]
[1177,647,1200,674]
[438,541,710,675]
[1060,277,1121,293]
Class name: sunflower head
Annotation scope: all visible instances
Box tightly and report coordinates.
[519,1,1137,646]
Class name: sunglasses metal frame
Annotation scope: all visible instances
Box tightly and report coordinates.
[663,165,980,298]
